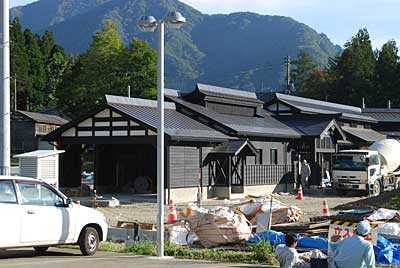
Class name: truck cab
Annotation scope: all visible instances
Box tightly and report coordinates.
[332,150,382,195]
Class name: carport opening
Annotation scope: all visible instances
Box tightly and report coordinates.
[95,144,157,194]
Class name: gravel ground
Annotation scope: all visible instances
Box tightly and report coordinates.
[97,188,400,227]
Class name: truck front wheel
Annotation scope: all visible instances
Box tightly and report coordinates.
[371,180,381,196]
[394,178,400,190]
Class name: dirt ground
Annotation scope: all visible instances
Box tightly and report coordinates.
[97,188,400,227]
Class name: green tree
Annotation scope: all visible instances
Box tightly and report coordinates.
[333,28,376,106]
[376,40,399,107]
[40,31,56,61]
[45,45,68,107]
[291,52,316,95]
[121,38,157,99]
[24,29,46,111]
[10,18,31,110]
[57,20,157,117]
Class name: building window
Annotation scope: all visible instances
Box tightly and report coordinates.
[257,149,263,164]
[270,149,278,165]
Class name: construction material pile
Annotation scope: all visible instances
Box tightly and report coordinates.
[171,196,303,248]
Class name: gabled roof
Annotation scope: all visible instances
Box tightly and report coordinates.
[275,114,346,139]
[203,140,259,166]
[14,150,65,159]
[105,95,231,142]
[166,93,300,139]
[183,83,264,108]
[341,126,386,143]
[209,140,259,156]
[362,108,400,122]
[268,93,377,123]
[44,95,230,142]
[15,110,68,125]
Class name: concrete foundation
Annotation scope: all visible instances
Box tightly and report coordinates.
[169,183,294,203]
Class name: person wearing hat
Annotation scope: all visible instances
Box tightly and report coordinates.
[332,221,376,268]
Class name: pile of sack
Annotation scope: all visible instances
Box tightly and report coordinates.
[169,197,302,248]
[237,198,303,233]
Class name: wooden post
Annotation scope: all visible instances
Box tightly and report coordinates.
[268,196,273,231]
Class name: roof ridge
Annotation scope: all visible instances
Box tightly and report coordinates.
[275,93,362,114]
[106,95,176,110]
[196,83,259,100]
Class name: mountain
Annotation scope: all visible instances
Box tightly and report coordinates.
[11,0,342,91]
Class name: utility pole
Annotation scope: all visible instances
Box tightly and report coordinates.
[14,73,16,111]
[286,55,291,92]
[0,0,11,175]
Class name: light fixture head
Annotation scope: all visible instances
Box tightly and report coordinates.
[138,16,158,32]
[164,11,186,29]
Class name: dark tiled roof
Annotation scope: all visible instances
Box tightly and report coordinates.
[167,95,300,139]
[106,95,230,142]
[362,108,400,122]
[274,115,339,137]
[197,83,261,103]
[209,140,258,155]
[272,93,377,123]
[16,110,68,125]
[342,126,386,142]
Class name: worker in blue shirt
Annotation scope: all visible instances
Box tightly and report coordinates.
[333,221,376,268]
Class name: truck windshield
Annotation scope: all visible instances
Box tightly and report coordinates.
[333,155,367,171]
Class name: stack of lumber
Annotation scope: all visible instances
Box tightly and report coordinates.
[271,219,330,237]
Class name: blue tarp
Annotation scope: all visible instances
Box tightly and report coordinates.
[248,230,328,250]
[375,235,400,265]
[249,230,400,265]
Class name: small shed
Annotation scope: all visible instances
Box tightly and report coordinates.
[14,150,65,188]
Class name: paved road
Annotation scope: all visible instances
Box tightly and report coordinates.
[0,248,276,268]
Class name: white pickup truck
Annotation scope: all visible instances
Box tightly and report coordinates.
[332,139,400,196]
[0,176,108,255]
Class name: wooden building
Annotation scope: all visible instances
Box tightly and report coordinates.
[11,111,68,154]
[363,108,400,140]
[263,93,384,185]
[44,84,305,202]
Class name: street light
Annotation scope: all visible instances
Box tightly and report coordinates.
[0,0,10,176]
[138,11,186,258]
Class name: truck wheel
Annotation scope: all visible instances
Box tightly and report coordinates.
[79,227,99,256]
[336,189,347,196]
[394,178,400,190]
[33,246,49,254]
[371,180,381,196]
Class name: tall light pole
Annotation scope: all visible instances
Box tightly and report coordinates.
[138,11,186,258]
[0,0,10,175]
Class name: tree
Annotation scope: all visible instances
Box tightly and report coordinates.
[300,67,329,100]
[291,52,316,95]
[376,40,399,107]
[333,28,376,106]
[120,38,157,99]
[57,20,157,117]
[44,45,68,107]
[10,18,31,110]
[24,29,46,111]
[40,31,56,61]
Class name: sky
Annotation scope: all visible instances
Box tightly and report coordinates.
[10,0,400,49]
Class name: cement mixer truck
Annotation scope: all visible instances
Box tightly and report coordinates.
[332,139,400,196]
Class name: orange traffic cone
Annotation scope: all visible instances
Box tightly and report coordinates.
[296,185,304,200]
[167,200,177,224]
[322,200,330,216]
